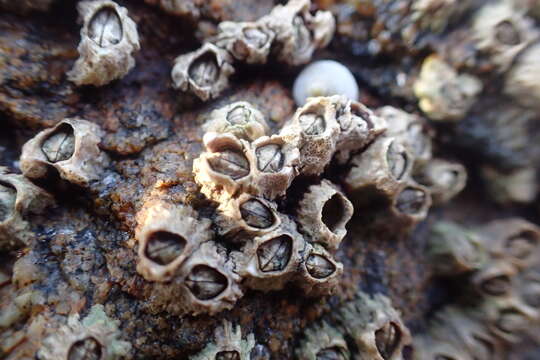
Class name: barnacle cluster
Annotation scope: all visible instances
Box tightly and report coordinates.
[171,0,335,100]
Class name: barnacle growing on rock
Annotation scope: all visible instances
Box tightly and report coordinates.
[504,42,540,109]
[296,243,343,296]
[389,183,432,228]
[68,0,140,86]
[191,321,255,360]
[470,259,516,298]
[20,118,108,187]
[414,158,467,204]
[296,321,349,360]
[481,166,538,205]
[37,304,131,360]
[203,102,269,142]
[213,21,275,64]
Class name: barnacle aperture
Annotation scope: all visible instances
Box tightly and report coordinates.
[375,322,401,360]
[239,198,275,229]
[186,265,228,300]
[144,231,187,266]
[305,253,336,279]
[88,6,123,48]
[67,337,103,360]
[257,235,293,273]
[41,123,75,163]
[395,187,428,214]
[189,51,220,88]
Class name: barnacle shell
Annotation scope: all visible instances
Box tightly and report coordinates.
[504,42,540,109]
[234,215,306,291]
[203,101,270,142]
[171,43,235,101]
[296,322,350,360]
[68,0,140,86]
[37,304,131,360]
[191,321,256,360]
[292,61,359,106]
[415,158,467,204]
[414,55,482,122]
[0,168,54,251]
[470,260,517,298]
[296,243,343,296]
[427,221,486,275]
[390,182,432,228]
[20,118,108,187]
[213,21,275,64]
[135,200,212,282]
[481,166,538,205]
[297,180,354,251]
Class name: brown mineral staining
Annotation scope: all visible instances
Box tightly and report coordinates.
[257,235,293,273]
[185,265,228,300]
[375,322,401,360]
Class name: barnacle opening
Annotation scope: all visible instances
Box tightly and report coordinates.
[386,142,408,181]
[226,105,251,125]
[496,309,527,334]
[321,193,349,233]
[315,346,347,360]
[239,198,276,229]
[242,26,269,48]
[480,275,511,296]
[256,235,293,273]
[41,123,75,163]
[305,253,336,279]
[144,230,187,266]
[350,102,372,130]
[298,105,327,136]
[375,321,401,360]
[505,230,539,260]
[186,264,228,300]
[395,187,428,215]
[0,181,16,222]
[88,6,123,48]
[189,51,220,88]
[216,350,240,360]
[255,143,284,173]
[207,149,250,180]
[495,20,520,46]
[67,337,103,360]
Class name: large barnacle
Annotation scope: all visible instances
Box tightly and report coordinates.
[192,321,255,360]
[297,180,354,251]
[172,43,235,101]
[37,305,131,360]
[203,102,270,142]
[68,0,140,86]
[135,200,212,282]
[20,118,109,187]
[296,243,343,296]
[296,322,350,360]
[415,159,467,204]
[213,21,275,64]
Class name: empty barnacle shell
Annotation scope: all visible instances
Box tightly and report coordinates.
[472,0,539,73]
[0,168,54,251]
[68,0,140,86]
[296,321,350,360]
[203,102,270,142]
[390,182,432,227]
[280,97,340,176]
[414,159,467,204]
[470,260,516,298]
[213,21,275,64]
[297,180,354,251]
[135,200,212,282]
[504,42,540,109]
[292,61,359,106]
[191,321,255,360]
[234,215,305,291]
[20,118,109,187]
[426,221,486,275]
[172,43,235,101]
[414,55,482,122]
[296,243,343,296]
[37,305,131,360]
[481,166,538,205]
[344,137,413,200]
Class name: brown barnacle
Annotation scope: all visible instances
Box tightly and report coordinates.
[504,42,540,108]
[280,96,340,176]
[297,243,343,296]
[234,216,305,291]
[344,137,413,201]
[472,0,539,73]
[134,200,212,282]
[191,321,255,360]
[414,159,467,205]
[296,322,350,360]
[213,21,275,64]
[390,182,432,227]
[249,135,300,199]
[296,180,354,251]
[37,305,131,360]
[20,118,109,187]
[171,43,235,101]
[426,221,486,276]
[193,132,252,202]
[470,260,517,297]
[336,293,411,360]
[481,166,538,205]
[202,102,270,142]
[67,0,140,86]
[413,55,482,122]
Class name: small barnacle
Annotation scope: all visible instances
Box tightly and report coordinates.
[191,321,255,360]
[472,0,539,73]
[297,243,343,296]
[414,55,482,122]
[470,260,516,297]
[292,60,359,106]
[203,102,270,142]
[172,43,235,101]
[68,0,140,86]
[481,166,538,205]
[37,305,131,360]
[213,21,275,64]
[0,168,54,251]
[426,221,486,275]
[297,180,354,251]
[390,183,432,227]
[296,322,350,360]
[280,97,340,176]
[344,137,413,200]
[20,118,109,187]
[135,200,212,282]
[414,159,467,204]
[234,216,305,291]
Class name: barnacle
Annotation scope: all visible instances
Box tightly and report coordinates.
[171,43,235,101]
[191,321,255,360]
[504,42,540,108]
[414,55,482,122]
[390,183,432,228]
[296,322,350,360]
[296,243,343,296]
[481,166,537,205]
[0,168,54,251]
[213,21,275,64]
[135,200,212,282]
[37,304,131,360]
[68,0,140,86]
[292,60,359,106]
[470,259,516,298]
[297,180,354,251]
[203,102,270,142]
[20,118,109,187]
[414,159,467,204]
